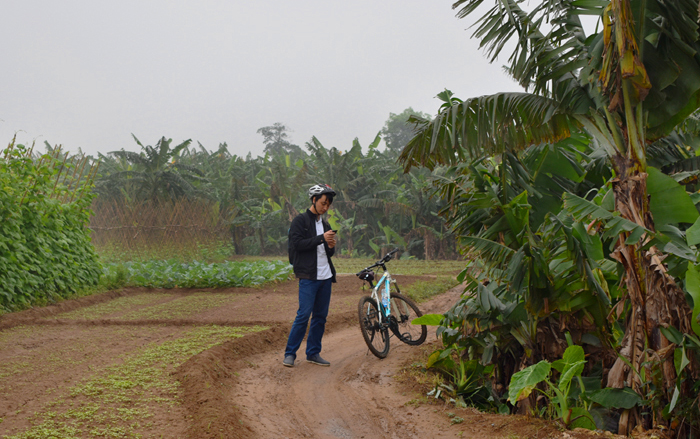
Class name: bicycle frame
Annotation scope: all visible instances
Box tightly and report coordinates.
[356,248,427,358]
[370,270,393,320]
[357,247,401,327]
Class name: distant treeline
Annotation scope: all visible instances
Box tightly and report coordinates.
[89,126,457,260]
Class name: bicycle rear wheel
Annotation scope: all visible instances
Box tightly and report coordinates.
[358,296,390,358]
[389,293,427,345]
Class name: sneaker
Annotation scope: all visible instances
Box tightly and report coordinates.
[306,354,330,367]
[283,355,295,367]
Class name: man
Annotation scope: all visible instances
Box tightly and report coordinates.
[283,184,337,367]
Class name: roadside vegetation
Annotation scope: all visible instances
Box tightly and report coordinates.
[401,0,700,437]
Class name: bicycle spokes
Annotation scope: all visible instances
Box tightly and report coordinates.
[358,296,390,358]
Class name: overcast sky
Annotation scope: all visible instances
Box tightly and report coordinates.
[2,0,521,158]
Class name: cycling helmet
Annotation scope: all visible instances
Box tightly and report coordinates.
[308,184,336,200]
[357,270,374,282]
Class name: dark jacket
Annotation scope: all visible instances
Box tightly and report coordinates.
[289,209,336,283]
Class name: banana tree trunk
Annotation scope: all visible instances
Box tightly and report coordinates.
[606,158,694,433]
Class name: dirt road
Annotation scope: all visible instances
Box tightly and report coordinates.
[230,284,467,439]
[0,275,596,438]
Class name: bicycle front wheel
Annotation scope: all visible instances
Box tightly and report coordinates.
[358,296,390,358]
[389,293,427,345]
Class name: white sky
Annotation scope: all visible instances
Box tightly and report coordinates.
[2,0,521,158]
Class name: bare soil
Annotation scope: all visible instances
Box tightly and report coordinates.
[0,275,631,439]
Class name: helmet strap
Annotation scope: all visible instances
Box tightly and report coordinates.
[310,197,320,218]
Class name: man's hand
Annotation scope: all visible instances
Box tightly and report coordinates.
[323,230,336,248]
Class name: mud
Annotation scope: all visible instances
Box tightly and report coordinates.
[0,275,623,438]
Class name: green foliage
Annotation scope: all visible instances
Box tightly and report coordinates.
[412,313,445,326]
[91,119,458,260]
[508,361,552,405]
[426,344,503,411]
[95,135,204,203]
[508,346,595,430]
[588,388,641,410]
[399,0,700,433]
[0,143,101,311]
[102,259,292,288]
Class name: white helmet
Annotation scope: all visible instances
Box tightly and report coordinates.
[308,184,336,200]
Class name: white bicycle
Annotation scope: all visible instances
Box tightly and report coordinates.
[356,248,427,358]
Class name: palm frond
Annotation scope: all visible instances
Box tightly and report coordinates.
[452,0,601,100]
[400,93,578,171]
[109,150,147,166]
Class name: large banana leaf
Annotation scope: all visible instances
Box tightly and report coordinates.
[646,166,699,227]
[562,193,650,247]
[400,93,577,171]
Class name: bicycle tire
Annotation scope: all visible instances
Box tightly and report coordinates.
[389,293,427,345]
[358,296,390,358]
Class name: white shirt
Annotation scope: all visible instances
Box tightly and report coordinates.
[315,218,332,280]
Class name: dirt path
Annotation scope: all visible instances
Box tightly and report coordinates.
[228,284,585,439]
[232,287,465,439]
[0,275,605,439]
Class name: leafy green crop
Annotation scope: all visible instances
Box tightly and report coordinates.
[0,143,101,311]
[102,259,292,288]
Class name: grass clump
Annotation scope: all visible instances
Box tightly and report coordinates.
[118,293,239,320]
[54,294,172,320]
[334,258,465,276]
[400,276,461,302]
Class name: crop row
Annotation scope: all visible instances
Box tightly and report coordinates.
[102,259,293,288]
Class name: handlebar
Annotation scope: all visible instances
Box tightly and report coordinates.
[355,248,399,276]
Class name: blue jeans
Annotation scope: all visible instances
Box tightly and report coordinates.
[284,278,332,358]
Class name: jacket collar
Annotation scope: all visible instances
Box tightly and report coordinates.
[306,208,321,222]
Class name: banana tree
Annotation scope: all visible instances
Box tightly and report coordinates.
[429,142,619,403]
[265,154,309,221]
[102,135,206,203]
[305,135,369,219]
[399,0,700,431]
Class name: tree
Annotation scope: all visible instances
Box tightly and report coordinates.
[102,135,205,203]
[257,123,304,159]
[381,108,431,155]
[399,0,700,432]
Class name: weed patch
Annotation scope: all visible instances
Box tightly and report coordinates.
[117,293,240,320]
[53,294,172,320]
[400,276,461,302]
[334,258,465,276]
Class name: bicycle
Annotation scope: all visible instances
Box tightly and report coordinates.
[355,248,427,358]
